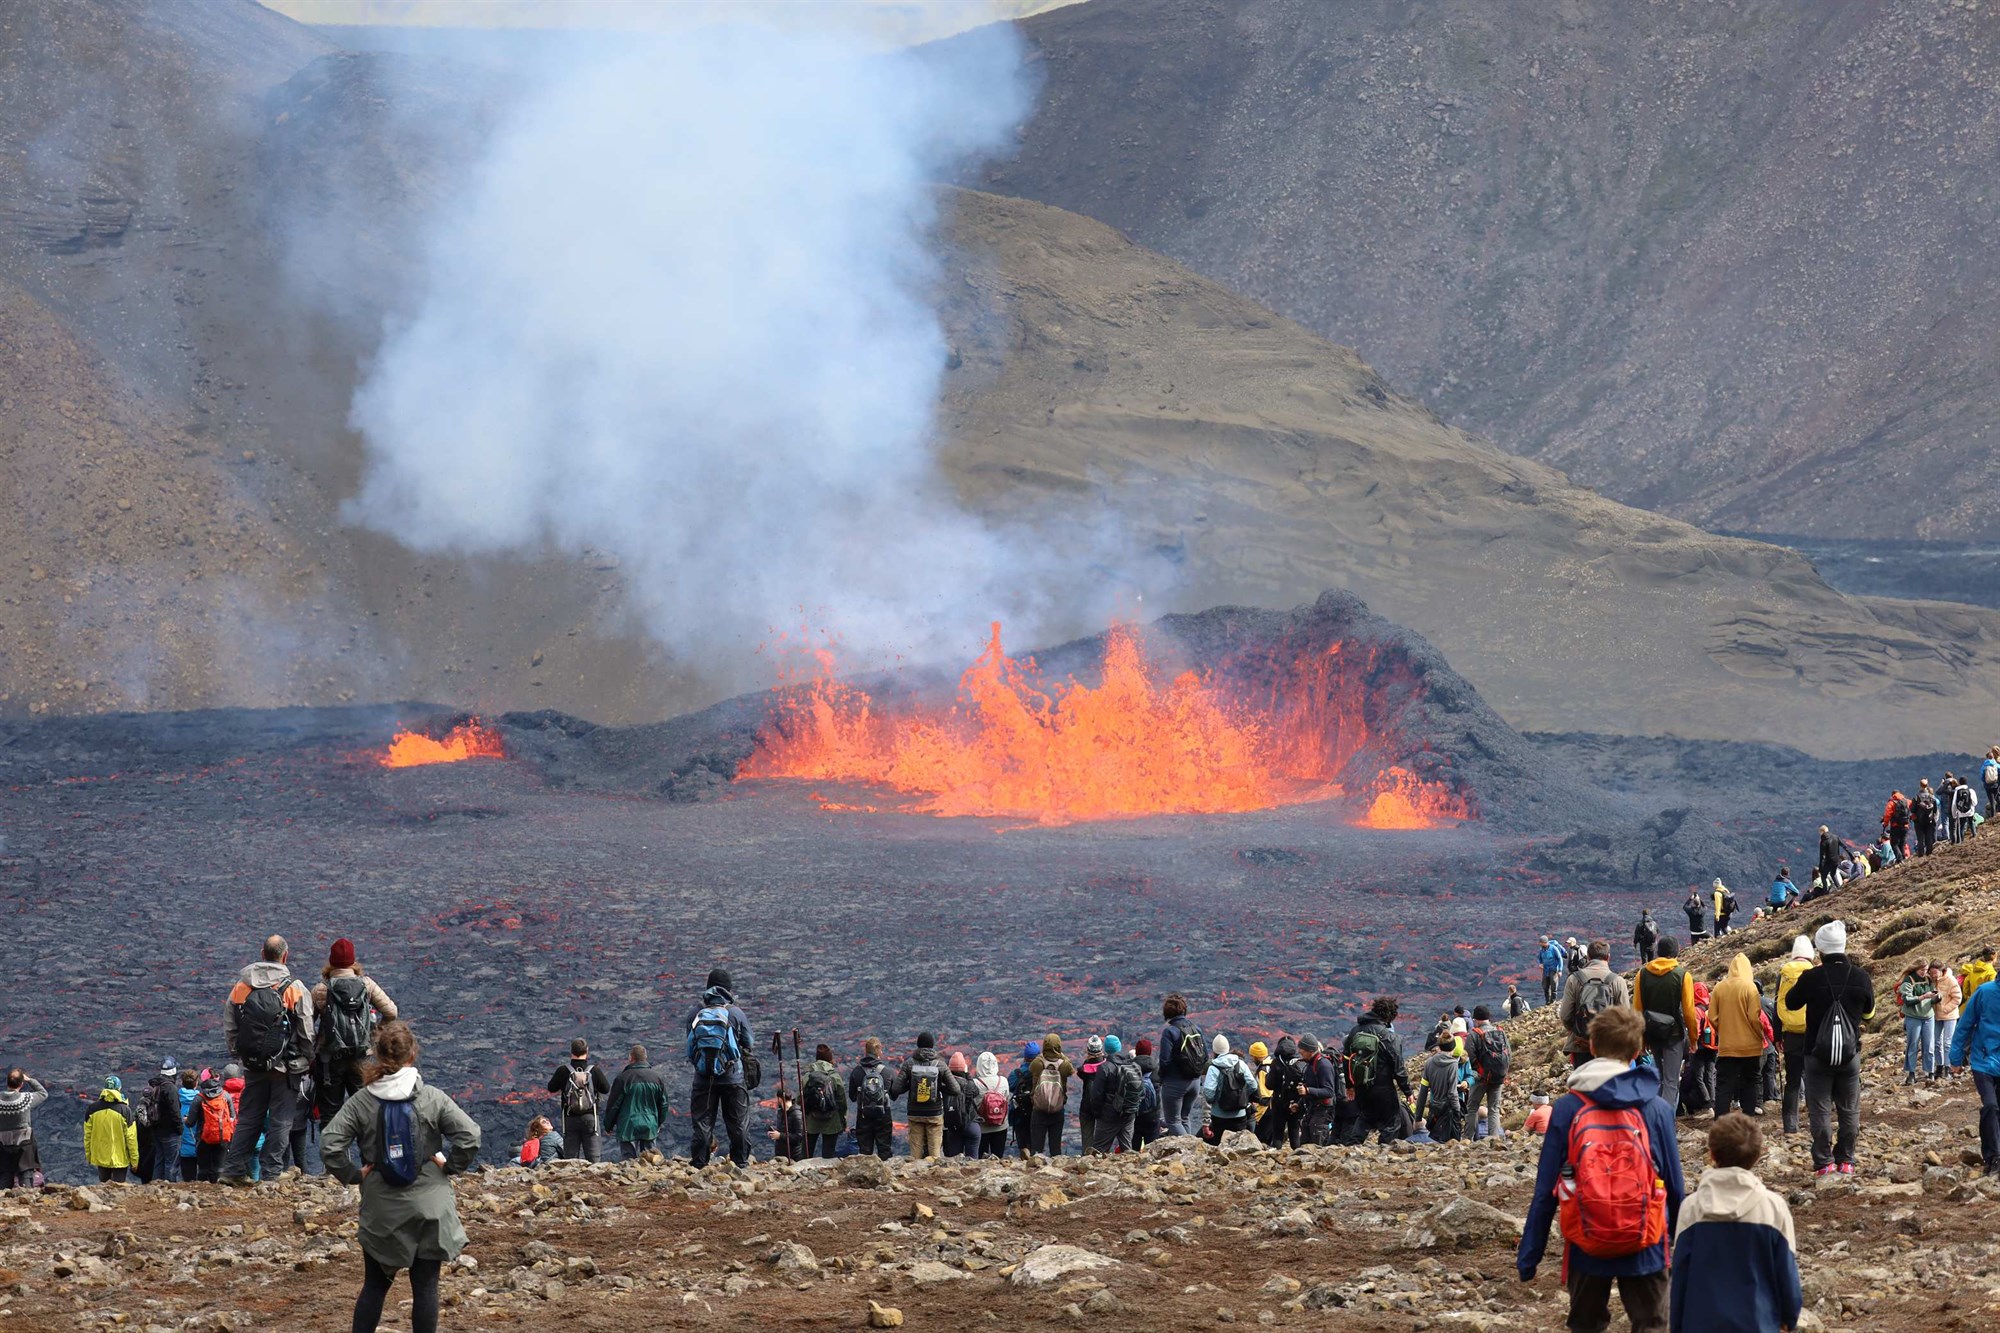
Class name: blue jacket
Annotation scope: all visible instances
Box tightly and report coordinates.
[1767,877,1797,907]
[1951,977,2000,1076]
[1539,941,1568,976]
[1669,1167,1801,1332]
[177,1085,201,1156]
[1518,1058,1685,1280]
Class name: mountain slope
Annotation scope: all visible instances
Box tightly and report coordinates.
[981,0,2000,540]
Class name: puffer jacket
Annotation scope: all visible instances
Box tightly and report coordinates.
[83,1090,140,1170]
[1710,955,1768,1058]
[321,1066,481,1268]
[1935,970,1963,1022]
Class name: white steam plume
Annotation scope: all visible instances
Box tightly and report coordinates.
[344,19,1090,675]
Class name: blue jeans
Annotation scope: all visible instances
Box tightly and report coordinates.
[1905,1016,1937,1076]
[1159,1076,1202,1136]
[153,1136,181,1182]
[1935,1018,1958,1072]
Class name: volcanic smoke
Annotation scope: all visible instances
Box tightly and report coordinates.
[380,722,506,768]
[742,624,1467,828]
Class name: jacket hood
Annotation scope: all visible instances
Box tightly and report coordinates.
[700,984,733,1008]
[1042,1034,1063,1057]
[1567,1058,1661,1107]
[1724,954,1755,988]
[1687,1166,1791,1236]
[98,1088,126,1104]
[224,1077,245,1095]
[239,960,293,989]
[1642,957,1684,976]
[370,1066,421,1102]
[810,1058,838,1073]
[975,1052,1000,1081]
[911,1047,940,1063]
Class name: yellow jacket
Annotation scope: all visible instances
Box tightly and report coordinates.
[1709,954,1767,1059]
[1963,960,1996,1001]
[83,1091,139,1170]
[1776,957,1814,1035]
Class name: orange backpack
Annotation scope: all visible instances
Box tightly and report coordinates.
[1556,1092,1668,1258]
[199,1090,237,1146]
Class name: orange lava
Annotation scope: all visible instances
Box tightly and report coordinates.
[743,624,1466,827]
[380,722,506,768]
[1360,766,1468,830]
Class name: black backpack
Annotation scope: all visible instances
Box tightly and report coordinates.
[561,1065,598,1119]
[1079,1065,1107,1119]
[855,1064,892,1126]
[802,1069,837,1119]
[234,977,296,1071]
[1636,917,1658,945]
[1472,1027,1511,1082]
[1115,1061,1144,1116]
[1171,1024,1207,1080]
[1009,1067,1036,1119]
[1814,966,1863,1070]
[1915,790,1939,818]
[1213,1060,1251,1116]
[1956,785,1977,817]
[322,976,374,1062]
[1567,973,1615,1038]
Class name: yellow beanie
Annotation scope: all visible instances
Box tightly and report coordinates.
[1248,1041,1270,1062]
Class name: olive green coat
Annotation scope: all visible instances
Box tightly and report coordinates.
[321,1071,481,1268]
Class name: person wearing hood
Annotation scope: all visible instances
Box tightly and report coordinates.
[1295,1035,1337,1147]
[1774,937,1816,1134]
[1200,1035,1256,1139]
[1949,956,2000,1174]
[175,1068,201,1184]
[1130,1039,1164,1149]
[84,1076,141,1182]
[221,934,316,1186]
[603,1044,669,1161]
[1712,881,1739,936]
[1538,935,1568,1004]
[138,1057,185,1182]
[1091,1035,1144,1154]
[1075,1036,1106,1156]
[190,1068,235,1182]
[0,1067,47,1189]
[546,1037,611,1162]
[799,1044,848,1159]
[969,1051,1010,1158]
[1669,1113,1801,1333]
[1519,1007,1685,1332]
[1026,1034,1076,1157]
[1897,961,1940,1086]
[1007,1041,1040,1157]
[1962,947,1998,1004]
[1633,910,1660,963]
[848,1038,895,1160]
[942,1051,980,1157]
[1634,937,1700,1117]
[889,1032,958,1160]
[322,1020,480,1333]
[684,967,755,1168]
[1710,954,1770,1117]
[1683,889,1710,942]
[1780,921,1875,1175]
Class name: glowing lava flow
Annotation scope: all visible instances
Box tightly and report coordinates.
[742,624,1466,827]
[380,722,506,768]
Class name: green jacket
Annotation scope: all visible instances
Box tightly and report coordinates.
[83,1091,139,1170]
[321,1069,481,1268]
[800,1059,848,1136]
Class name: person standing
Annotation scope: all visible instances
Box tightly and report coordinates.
[603,1044,668,1160]
[1200,1036,1257,1139]
[1518,1007,1684,1333]
[321,1021,481,1333]
[1949,964,2000,1175]
[1092,1035,1142,1154]
[1296,1035,1338,1146]
[139,1058,184,1182]
[84,1076,141,1183]
[1464,1006,1510,1140]
[1897,963,1939,1086]
[942,1052,981,1157]
[1684,890,1710,943]
[1932,961,1963,1084]
[1635,938,1699,1117]
[1633,910,1660,964]
[1780,921,1875,1176]
[1774,936,1816,1134]
[1984,748,2000,823]
[1953,777,1980,843]
[685,967,754,1168]
[1537,935,1567,1004]
[314,938,398,1132]
[191,1068,236,1182]
[1710,954,1768,1117]
[799,1044,848,1159]
[0,1068,47,1188]
[1816,825,1843,888]
[221,934,316,1186]
[969,1051,1011,1158]
[1130,1040,1165,1149]
[1504,985,1531,1019]
[1712,881,1739,936]
[1156,995,1206,1136]
[1006,1041,1039,1158]
[1911,783,1941,857]
[547,1038,611,1162]
[1669,1114,1802,1333]
[175,1068,201,1184]
[1343,997,1412,1144]
[848,1038,896,1160]
[1883,791,1912,860]
[1026,1034,1075,1157]
[1559,941,1632,1069]
[889,1032,957,1161]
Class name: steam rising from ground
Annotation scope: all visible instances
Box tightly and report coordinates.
[346,19,1094,669]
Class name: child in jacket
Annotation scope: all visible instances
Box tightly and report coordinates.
[1670,1113,1802,1333]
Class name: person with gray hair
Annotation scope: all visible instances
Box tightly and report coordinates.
[220,934,315,1186]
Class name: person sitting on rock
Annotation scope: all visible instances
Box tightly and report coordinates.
[516,1115,561,1167]
[1669,1112,1801,1333]
[1523,1094,1552,1135]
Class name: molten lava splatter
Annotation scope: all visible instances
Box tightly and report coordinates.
[380,722,506,768]
[1360,766,1470,830]
[743,624,1466,827]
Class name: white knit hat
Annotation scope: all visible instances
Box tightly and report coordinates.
[1211,1034,1230,1057]
[1814,920,1848,955]
[1790,935,1815,961]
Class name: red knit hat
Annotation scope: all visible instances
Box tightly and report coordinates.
[329,938,356,970]
[1134,1039,1153,1056]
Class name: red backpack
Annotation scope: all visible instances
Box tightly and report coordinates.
[1556,1093,1668,1259]
[199,1091,237,1146]
[977,1087,1010,1128]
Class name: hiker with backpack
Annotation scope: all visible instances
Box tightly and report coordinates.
[889,1032,958,1160]
[138,1058,184,1182]
[968,1051,1010,1157]
[1633,910,1660,964]
[1683,889,1709,942]
[1883,790,1912,860]
[175,1068,200,1184]
[546,1037,612,1162]
[1518,1006,1685,1333]
[1985,748,2000,822]
[516,1115,561,1166]
[1911,783,1941,857]
[190,1068,236,1181]
[1130,1039,1164,1149]
[321,1020,481,1333]
[685,967,756,1168]
[1296,1035,1338,1147]
[84,1076,141,1183]
[1157,994,1207,1136]
[1954,775,1980,843]
[848,1038,896,1159]
[0,1068,47,1189]
[1558,940,1632,1069]
[221,934,316,1186]
[1897,961,1940,1086]
[1948,957,2000,1175]
[1006,1040,1039,1157]
[1464,1006,1510,1139]
[1200,1035,1257,1139]
[1539,935,1568,1005]
[314,938,398,1133]
[1075,1037,1106,1155]
[1504,984,1531,1018]
[942,1052,981,1157]
[1414,1039,1466,1143]
[1026,1034,1076,1157]
[1091,1035,1144,1154]
[1774,936,1816,1133]
[1344,996,1413,1144]
[1710,953,1770,1116]
[603,1044,669,1160]
[1258,1036,1302,1148]
[1712,881,1740,936]
[799,1044,848,1159]
[1779,920,1875,1175]
[1670,1113,1802,1333]
[1635,936,1699,1116]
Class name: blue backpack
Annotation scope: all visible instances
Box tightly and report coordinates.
[375,1098,422,1188]
[687,1005,740,1078]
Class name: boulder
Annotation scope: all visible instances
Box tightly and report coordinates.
[1401,1196,1524,1251]
[1009,1244,1120,1286]
[868,1303,904,1329]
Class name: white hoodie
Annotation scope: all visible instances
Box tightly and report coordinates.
[972,1052,1007,1099]
[1674,1165,1795,1246]
[370,1066,420,1102]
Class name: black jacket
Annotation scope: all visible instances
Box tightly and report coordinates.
[682,985,755,1088]
[547,1058,611,1120]
[1779,956,1876,1051]
[143,1074,183,1137]
[1099,1050,1144,1116]
[1345,1016,1411,1098]
[888,1049,959,1118]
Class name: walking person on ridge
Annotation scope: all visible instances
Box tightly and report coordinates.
[1774,936,1816,1134]
[1634,937,1699,1118]
[1780,920,1874,1175]
[1633,910,1660,964]
[314,937,398,1132]
[1949,961,2000,1176]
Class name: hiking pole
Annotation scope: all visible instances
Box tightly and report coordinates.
[791,1028,804,1110]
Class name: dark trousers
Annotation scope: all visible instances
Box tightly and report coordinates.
[1781,1032,1809,1132]
[560,1115,602,1163]
[1976,1072,2000,1171]
[1132,1113,1162,1150]
[1646,1039,1685,1117]
[319,1056,366,1125]
[806,1132,840,1159]
[1463,1078,1503,1139]
[617,1137,655,1161]
[1890,824,1909,859]
[154,1135,182,1182]
[978,1129,1008,1158]
[690,1081,750,1167]
[1713,1055,1764,1115]
[1564,1267,1669,1333]
[180,1153,198,1183]
[1358,1090,1404,1144]
[0,1143,27,1188]
[1299,1102,1334,1147]
[1010,1119,1033,1157]
[195,1143,225,1181]
[1805,1058,1860,1169]
[1543,972,1562,1004]
[1091,1114,1133,1154]
[1027,1109,1065,1156]
[1915,819,1937,856]
[135,1127,155,1184]
[353,1253,440,1333]
[856,1117,893,1159]
[97,1167,129,1182]
[224,1071,299,1181]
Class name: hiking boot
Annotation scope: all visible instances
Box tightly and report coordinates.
[1815,1164,1838,1177]
[1903,1072,1918,1086]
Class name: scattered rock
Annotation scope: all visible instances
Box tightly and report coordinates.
[906,1261,968,1285]
[867,1301,904,1328]
[1402,1197,1523,1251]
[769,1242,818,1275]
[842,1157,894,1189]
[1011,1245,1119,1286]
[1262,1207,1316,1236]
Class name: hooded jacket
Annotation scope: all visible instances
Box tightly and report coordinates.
[1098,1048,1143,1118]
[683,984,755,1088]
[1775,956,1814,1036]
[890,1046,959,1120]
[1028,1036,1075,1109]
[84,1089,140,1170]
[1950,978,2000,1077]
[1779,955,1876,1053]
[1558,961,1631,1050]
[321,1066,482,1269]
[224,960,317,1075]
[1897,971,1938,1020]
[970,1053,1009,1131]
[1538,940,1567,975]
[602,1060,669,1143]
[177,1082,202,1156]
[1200,1051,1254,1122]
[1710,955,1768,1059]
[1668,1166,1802,1333]
[1934,970,1963,1022]
[143,1071,184,1139]
[801,1058,850,1136]
[0,1077,48,1148]
[1634,957,1701,1047]
[1962,959,1997,1002]
[1518,1058,1684,1280]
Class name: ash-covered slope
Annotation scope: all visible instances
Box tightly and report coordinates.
[983,0,2000,541]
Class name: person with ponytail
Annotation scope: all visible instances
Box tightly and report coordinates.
[321,1021,481,1333]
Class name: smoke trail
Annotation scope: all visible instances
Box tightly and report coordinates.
[344,18,1074,670]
